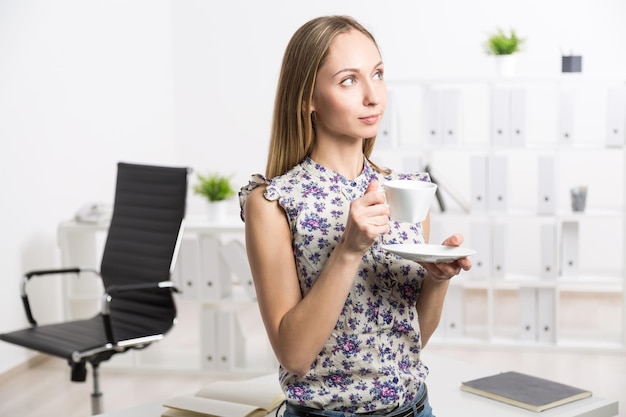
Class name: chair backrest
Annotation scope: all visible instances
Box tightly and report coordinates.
[100,162,188,341]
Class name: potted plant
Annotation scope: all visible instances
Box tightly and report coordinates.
[483,28,525,77]
[192,172,236,221]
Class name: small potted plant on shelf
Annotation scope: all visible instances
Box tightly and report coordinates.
[483,28,525,77]
[192,172,236,221]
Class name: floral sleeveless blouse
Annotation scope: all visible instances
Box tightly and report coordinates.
[239,157,431,413]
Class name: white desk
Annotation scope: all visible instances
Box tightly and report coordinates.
[422,353,618,417]
[92,355,618,417]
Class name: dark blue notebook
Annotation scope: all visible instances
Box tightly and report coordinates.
[461,371,592,412]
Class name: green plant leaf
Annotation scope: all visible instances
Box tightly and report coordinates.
[192,172,236,202]
[484,28,525,55]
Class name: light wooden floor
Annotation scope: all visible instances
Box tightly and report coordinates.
[0,347,624,417]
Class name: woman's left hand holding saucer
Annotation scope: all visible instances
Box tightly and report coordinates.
[419,234,472,282]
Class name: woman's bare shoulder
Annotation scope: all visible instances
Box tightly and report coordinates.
[244,183,284,221]
[245,183,268,209]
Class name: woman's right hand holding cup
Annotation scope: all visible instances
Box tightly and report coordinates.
[341,180,389,254]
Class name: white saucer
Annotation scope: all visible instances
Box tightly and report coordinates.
[382,244,476,263]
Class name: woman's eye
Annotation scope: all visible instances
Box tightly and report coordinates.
[373,70,384,80]
[341,77,356,86]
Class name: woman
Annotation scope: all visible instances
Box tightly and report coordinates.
[239,15,471,417]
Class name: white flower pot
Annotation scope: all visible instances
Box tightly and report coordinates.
[495,54,517,77]
[206,200,229,222]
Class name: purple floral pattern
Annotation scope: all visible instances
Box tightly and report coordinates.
[239,157,430,413]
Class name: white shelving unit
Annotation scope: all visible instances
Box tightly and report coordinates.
[56,75,626,374]
[376,74,626,352]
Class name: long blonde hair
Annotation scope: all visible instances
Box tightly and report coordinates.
[265,15,386,179]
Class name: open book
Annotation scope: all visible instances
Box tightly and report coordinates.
[162,378,285,417]
[461,371,592,412]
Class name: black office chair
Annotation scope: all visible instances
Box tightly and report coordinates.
[0,162,189,415]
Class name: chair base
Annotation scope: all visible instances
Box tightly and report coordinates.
[89,362,103,415]
[91,392,103,415]
[71,361,87,382]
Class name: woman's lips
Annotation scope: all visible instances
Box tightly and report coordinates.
[359,114,380,125]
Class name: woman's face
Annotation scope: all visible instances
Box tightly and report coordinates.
[311,29,387,144]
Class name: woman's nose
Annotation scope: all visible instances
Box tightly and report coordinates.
[363,80,383,106]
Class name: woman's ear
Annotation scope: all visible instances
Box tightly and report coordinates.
[303,100,315,114]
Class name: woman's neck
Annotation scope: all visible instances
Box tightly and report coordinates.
[309,144,365,180]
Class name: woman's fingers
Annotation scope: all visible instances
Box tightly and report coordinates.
[419,256,471,281]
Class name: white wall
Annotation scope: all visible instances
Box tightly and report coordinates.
[1,0,625,374]
[171,0,626,198]
[0,0,177,371]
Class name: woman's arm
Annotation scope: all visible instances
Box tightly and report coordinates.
[244,181,388,377]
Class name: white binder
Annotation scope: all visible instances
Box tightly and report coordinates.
[606,87,626,147]
[491,88,510,146]
[200,307,218,369]
[489,155,508,212]
[470,155,488,212]
[443,285,464,339]
[509,89,526,147]
[537,155,556,214]
[519,287,537,341]
[215,309,245,370]
[540,222,558,280]
[558,89,576,145]
[537,288,556,343]
[424,87,443,147]
[441,89,460,146]
[423,88,460,147]
[177,236,202,301]
[560,221,580,278]
[491,222,507,278]
[469,220,491,279]
[235,305,276,369]
[200,235,233,300]
[220,239,256,299]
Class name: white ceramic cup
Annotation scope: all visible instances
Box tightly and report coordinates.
[382,180,437,223]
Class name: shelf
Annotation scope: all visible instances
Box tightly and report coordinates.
[419,142,625,154]
[554,339,626,351]
[492,277,557,290]
[388,74,626,353]
[435,209,624,219]
[387,73,626,86]
[198,284,257,306]
[459,276,623,290]
[430,334,489,346]
[557,277,623,293]
[431,337,626,354]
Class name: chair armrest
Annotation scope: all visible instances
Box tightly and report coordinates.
[21,267,100,326]
[100,280,179,343]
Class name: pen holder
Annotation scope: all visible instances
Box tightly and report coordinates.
[562,55,582,73]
